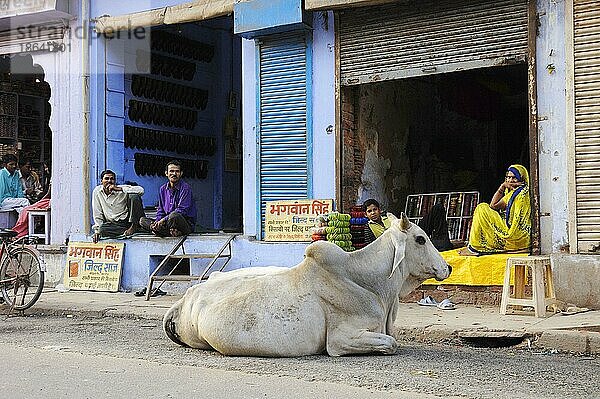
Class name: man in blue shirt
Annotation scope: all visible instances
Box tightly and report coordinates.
[139,160,197,237]
[0,154,30,214]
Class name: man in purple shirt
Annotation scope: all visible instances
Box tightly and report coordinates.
[139,160,197,237]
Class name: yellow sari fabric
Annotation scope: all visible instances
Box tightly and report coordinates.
[423,250,522,286]
[468,164,531,254]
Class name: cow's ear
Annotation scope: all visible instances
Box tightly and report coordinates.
[399,213,411,231]
[388,229,406,279]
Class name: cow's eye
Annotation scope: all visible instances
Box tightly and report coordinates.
[415,235,426,245]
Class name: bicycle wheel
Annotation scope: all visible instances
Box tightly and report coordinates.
[0,247,44,311]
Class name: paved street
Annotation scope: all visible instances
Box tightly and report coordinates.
[0,312,598,399]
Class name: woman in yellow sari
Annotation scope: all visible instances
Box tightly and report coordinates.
[459,164,531,255]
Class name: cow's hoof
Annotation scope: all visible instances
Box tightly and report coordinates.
[382,345,398,355]
[380,338,398,355]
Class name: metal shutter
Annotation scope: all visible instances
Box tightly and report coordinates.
[573,0,600,253]
[338,0,529,85]
[257,32,311,237]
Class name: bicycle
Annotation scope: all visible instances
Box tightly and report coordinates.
[0,228,44,311]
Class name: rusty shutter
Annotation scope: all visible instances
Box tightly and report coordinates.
[337,0,529,85]
[573,0,600,253]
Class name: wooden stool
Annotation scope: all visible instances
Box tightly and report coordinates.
[28,208,50,244]
[500,256,556,318]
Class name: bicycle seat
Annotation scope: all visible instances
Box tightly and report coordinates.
[0,229,18,238]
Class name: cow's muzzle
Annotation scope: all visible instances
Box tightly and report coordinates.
[434,264,452,281]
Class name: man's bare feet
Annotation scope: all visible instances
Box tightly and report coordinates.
[124,225,141,236]
[457,247,478,256]
[170,228,182,237]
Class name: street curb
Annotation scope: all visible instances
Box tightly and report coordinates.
[534,330,600,354]
[12,306,166,322]
[394,326,459,344]
[394,326,600,355]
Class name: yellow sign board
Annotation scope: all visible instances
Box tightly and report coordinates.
[265,199,334,242]
[63,242,124,292]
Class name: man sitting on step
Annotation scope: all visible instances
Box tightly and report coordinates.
[139,160,196,237]
[92,169,145,243]
[0,154,30,215]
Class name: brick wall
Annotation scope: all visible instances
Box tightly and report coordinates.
[340,86,364,212]
[403,285,506,306]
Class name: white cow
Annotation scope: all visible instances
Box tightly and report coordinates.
[163,213,451,357]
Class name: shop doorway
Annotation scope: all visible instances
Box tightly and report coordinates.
[0,53,52,198]
[109,16,242,232]
[341,63,529,215]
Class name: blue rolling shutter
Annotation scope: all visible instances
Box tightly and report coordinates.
[257,32,312,238]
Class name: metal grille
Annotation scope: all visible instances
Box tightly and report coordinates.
[338,0,528,85]
[258,33,310,237]
[0,115,16,138]
[573,0,600,252]
[0,92,17,115]
[0,142,16,157]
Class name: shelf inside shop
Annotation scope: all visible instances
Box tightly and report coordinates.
[405,191,480,242]
[17,116,42,121]
[18,137,43,142]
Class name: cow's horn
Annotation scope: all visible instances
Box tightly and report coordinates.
[400,212,411,231]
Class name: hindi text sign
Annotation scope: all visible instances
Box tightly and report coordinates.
[265,199,333,241]
[63,242,124,292]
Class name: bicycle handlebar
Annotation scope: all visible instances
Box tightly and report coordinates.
[1,235,39,247]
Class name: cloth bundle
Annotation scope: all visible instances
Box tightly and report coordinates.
[349,205,368,250]
[310,215,328,242]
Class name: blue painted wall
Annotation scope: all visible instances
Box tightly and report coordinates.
[241,35,257,236]
[115,235,309,291]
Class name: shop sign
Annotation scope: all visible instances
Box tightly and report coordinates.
[0,0,55,17]
[265,199,334,242]
[63,242,124,292]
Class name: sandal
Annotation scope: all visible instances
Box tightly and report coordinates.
[559,306,590,316]
[436,298,456,310]
[133,287,167,297]
[417,296,438,306]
